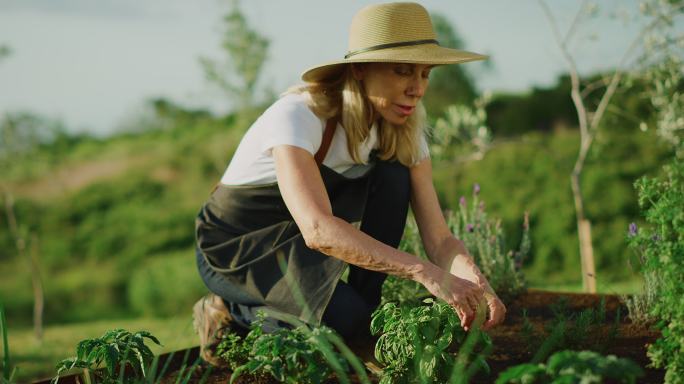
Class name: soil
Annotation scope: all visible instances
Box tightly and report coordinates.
[39,289,664,384]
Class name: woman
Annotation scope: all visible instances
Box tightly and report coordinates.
[193,2,506,366]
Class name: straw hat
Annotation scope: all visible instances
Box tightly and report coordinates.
[301,2,488,82]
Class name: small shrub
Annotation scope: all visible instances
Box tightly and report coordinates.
[382,184,529,305]
[627,158,684,383]
[52,329,161,384]
[496,350,644,384]
[370,298,491,384]
[447,184,529,301]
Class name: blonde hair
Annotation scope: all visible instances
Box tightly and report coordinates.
[284,65,427,167]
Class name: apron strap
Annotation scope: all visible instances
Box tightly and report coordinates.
[314,118,337,166]
[212,117,338,194]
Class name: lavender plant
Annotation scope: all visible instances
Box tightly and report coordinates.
[446,184,529,301]
[382,184,529,305]
[622,222,659,327]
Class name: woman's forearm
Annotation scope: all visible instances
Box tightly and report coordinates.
[303,214,429,281]
[428,235,474,271]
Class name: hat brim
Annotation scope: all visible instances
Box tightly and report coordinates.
[301,44,488,82]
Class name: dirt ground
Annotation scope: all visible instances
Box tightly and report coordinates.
[46,290,664,384]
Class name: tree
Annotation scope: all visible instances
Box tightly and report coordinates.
[422,12,480,118]
[199,0,270,116]
[0,113,47,342]
[538,0,683,292]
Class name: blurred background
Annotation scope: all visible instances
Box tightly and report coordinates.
[0,0,682,381]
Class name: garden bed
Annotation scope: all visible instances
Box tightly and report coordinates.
[40,289,664,383]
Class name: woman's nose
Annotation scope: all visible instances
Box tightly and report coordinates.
[407,77,427,98]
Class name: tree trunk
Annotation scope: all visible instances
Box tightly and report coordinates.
[570,170,597,293]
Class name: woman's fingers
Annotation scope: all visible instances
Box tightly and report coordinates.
[481,293,507,330]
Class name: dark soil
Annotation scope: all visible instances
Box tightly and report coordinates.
[44,290,663,383]
[476,289,664,383]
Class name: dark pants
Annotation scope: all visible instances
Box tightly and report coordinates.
[196,160,410,339]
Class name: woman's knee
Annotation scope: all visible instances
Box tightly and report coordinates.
[321,282,373,339]
[371,160,410,195]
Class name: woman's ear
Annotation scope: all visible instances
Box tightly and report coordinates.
[350,64,365,81]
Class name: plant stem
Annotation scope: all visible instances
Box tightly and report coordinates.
[1,304,10,381]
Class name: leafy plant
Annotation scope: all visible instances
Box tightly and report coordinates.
[52,329,161,384]
[496,350,644,384]
[221,311,370,384]
[370,298,492,384]
[627,158,684,383]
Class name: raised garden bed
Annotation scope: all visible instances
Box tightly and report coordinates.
[39,289,663,384]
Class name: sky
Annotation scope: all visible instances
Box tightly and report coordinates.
[0,0,648,136]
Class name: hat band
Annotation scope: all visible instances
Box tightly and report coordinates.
[344,39,439,59]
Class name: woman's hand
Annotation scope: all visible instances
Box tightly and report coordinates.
[445,254,506,330]
[415,262,486,331]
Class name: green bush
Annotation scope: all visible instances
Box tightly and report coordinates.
[627,158,684,383]
[433,129,671,285]
[126,250,207,317]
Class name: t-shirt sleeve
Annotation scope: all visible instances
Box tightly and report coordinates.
[259,96,323,156]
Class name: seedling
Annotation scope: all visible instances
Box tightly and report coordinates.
[52,329,161,384]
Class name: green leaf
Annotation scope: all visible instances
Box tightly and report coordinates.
[495,363,547,384]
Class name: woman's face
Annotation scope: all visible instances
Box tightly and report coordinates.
[352,62,433,125]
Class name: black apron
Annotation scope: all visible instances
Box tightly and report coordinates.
[195,119,376,326]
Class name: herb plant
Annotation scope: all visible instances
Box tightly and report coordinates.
[382,184,529,305]
[627,158,684,383]
[496,350,644,384]
[370,298,492,384]
[220,311,370,384]
[447,184,529,301]
[52,329,161,384]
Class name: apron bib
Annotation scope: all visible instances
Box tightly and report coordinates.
[195,118,376,326]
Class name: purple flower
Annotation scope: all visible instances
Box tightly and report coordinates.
[473,183,480,195]
[459,196,466,207]
[466,223,474,233]
[628,222,638,237]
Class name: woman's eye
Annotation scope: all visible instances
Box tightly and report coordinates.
[394,66,412,76]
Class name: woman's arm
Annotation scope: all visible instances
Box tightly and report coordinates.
[409,157,506,329]
[273,145,485,328]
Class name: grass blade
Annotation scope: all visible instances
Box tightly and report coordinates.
[1,304,10,382]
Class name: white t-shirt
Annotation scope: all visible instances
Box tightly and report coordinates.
[220,93,429,185]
